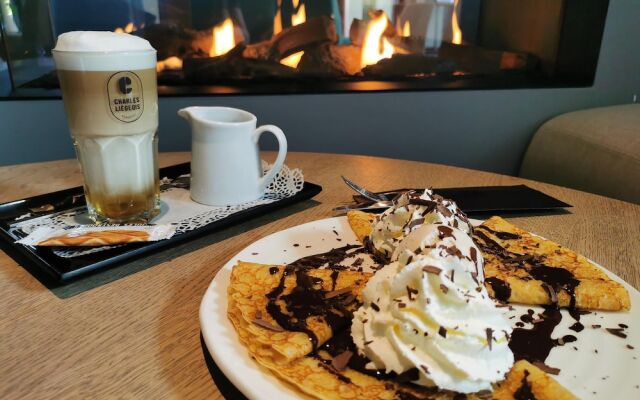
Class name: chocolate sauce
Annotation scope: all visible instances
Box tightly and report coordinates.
[473,228,581,311]
[569,322,584,332]
[287,244,362,269]
[513,370,536,400]
[485,277,511,302]
[475,225,521,241]
[265,246,366,351]
[509,306,562,363]
[529,266,579,309]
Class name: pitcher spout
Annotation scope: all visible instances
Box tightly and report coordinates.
[177,107,196,122]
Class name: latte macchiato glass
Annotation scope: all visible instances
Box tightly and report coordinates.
[53,31,160,223]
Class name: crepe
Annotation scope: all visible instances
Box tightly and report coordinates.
[474,216,630,311]
[492,360,577,400]
[228,261,371,364]
[228,260,579,399]
[347,210,376,243]
[346,211,630,311]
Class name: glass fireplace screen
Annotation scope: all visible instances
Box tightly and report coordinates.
[0,0,609,98]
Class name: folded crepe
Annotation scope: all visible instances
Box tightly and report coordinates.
[228,260,579,399]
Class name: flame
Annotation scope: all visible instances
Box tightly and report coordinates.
[361,12,395,68]
[114,22,137,34]
[451,0,462,45]
[402,21,410,37]
[156,56,183,73]
[280,51,304,68]
[274,9,283,35]
[274,0,283,35]
[292,3,306,26]
[210,18,236,57]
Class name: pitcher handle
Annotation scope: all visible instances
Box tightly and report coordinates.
[254,125,288,192]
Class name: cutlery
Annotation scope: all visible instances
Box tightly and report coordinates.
[332,201,393,212]
[341,176,390,202]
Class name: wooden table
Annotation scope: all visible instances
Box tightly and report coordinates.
[1,152,638,399]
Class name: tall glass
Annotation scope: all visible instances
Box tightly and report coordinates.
[52,34,160,223]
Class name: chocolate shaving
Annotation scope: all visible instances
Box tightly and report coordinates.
[592,324,601,329]
[627,344,635,350]
[408,197,436,207]
[252,317,284,332]
[469,247,478,263]
[438,326,447,338]
[439,284,449,294]
[449,269,455,283]
[605,328,628,339]
[406,285,418,301]
[342,294,356,305]
[437,225,454,238]
[486,328,494,350]
[324,286,353,299]
[396,368,420,383]
[371,302,380,312]
[533,361,561,375]
[420,365,430,374]
[398,302,407,308]
[541,282,558,304]
[331,351,353,372]
[422,265,442,275]
[407,218,425,230]
[437,204,453,217]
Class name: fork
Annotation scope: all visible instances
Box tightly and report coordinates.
[341,176,390,202]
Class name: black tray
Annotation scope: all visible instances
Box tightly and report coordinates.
[0,162,322,283]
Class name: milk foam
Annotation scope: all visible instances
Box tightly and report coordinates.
[53,31,156,71]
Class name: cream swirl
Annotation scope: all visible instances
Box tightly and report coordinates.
[369,189,472,261]
[352,224,514,394]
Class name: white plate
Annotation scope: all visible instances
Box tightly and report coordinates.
[200,217,640,399]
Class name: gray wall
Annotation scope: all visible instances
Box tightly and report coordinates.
[1,0,639,175]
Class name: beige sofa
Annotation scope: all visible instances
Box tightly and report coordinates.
[520,104,640,204]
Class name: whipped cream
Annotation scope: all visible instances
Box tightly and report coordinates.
[54,31,153,52]
[352,224,514,394]
[369,190,472,261]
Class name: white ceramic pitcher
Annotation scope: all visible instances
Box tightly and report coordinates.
[178,106,287,206]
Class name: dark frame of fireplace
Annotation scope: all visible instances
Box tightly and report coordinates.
[0,0,610,100]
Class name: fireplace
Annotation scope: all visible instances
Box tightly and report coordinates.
[1,0,610,98]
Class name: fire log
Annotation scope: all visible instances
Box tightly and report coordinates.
[438,42,538,74]
[183,45,298,83]
[271,16,338,58]
[298,44,362,76]
[133,24,211,59]
[361,54,455,78]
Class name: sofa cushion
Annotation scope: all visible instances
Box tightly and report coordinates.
[520,104,640,204]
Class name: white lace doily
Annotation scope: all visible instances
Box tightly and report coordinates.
[10,161,304,258]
